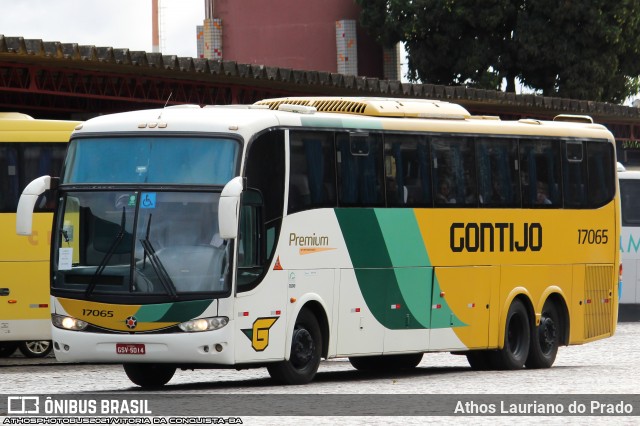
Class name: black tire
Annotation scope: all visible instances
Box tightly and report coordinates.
[18,340,53,358]
[0,342,18,357]
[348,355,385,371]
[267,308,322,385]
[123,364,176,388]
[526,299,560,369]
[466,350,493,370]
[349,353,423,372]
[490,298,530,370]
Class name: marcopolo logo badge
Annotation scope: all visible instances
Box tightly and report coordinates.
[8,396,40,414]
[125,316,138,329]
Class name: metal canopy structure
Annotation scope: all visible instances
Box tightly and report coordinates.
[1,35,640,145]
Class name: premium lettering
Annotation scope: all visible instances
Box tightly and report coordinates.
[450,222,542,252]
[289,232,329,247]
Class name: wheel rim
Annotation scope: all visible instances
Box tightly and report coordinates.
[290,327,315,369]
[538,315,557,354]
[25,341,51,355]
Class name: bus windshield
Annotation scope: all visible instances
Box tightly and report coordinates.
[63,136,239,185]
[54,190,229,297]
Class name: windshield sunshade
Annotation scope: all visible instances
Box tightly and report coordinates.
[63,136,239,184]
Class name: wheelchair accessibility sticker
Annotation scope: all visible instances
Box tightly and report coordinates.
[141,193,156,208]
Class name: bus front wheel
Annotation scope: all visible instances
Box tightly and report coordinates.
[526,299,560,369]
[490,298,530,370]
[267,308,322,385]
[19,340,53,358]
[123,363,176,388]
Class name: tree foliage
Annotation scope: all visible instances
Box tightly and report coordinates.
[357,0,640,103]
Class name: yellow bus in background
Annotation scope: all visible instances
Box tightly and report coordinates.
[0,113,79,357]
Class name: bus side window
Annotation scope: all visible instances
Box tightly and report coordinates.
[24,144,67,212]
[288,131,336,214]
[587,141,615,208]
[520,139,561,208]
[384,135,432,207]
[336,132,384,206]
[431,137,475,207]
[0,145,19,212]
[477,138,519,207]
[563,141,587,208]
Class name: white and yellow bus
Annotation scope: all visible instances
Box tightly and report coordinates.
[618,163,640,320]
[0,113,79,357]
[17,98,619,386]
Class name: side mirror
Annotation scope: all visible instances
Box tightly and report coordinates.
[218,176,245,239]
[16,176,54,236]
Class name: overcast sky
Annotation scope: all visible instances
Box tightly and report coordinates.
[0,0,204,57]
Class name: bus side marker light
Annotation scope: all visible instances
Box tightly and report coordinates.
[29,304,48,308]
[440,292,446,297]
[468,303,475,308]
[290,297,297,303]
[351,308,361,313]
[433,304,442,309]
[391,304,401,310]
[8,300,17,304]
[238,312,249,317]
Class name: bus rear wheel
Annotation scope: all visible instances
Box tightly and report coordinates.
[466,350,493,370]
[267,308,322,385]
[349,353,423,372]
[526,299,560,369]
[123,363,176,388]
[18,340,53,358]
[490,298,530,370]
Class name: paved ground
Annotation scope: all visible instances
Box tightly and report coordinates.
[1,322,638,424]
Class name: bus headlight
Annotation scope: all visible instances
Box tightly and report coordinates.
[52,314,88,331]
[178,317,229,332]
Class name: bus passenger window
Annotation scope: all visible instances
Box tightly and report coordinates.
[477,138,519,208]
[384,135,432,207]
[288,131,336,214]
[587,141,615,207]
[431,137,475,207]
[520,139,561,208]
[563,141,587,208]
[337,133,384,207]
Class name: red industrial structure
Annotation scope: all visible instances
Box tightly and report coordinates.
[204,0,386,79]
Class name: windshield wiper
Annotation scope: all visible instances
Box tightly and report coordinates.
[139,214,177,298]
[85,206,127,298]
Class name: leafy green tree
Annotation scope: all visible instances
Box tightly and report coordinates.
[357,0,640,102]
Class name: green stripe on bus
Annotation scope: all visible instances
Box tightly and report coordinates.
[137,299,213,323]
[335,208,464,330]
[394,267,432,328]
[374,209,431,267]
[135,303,173,322]
[335,208,392,268]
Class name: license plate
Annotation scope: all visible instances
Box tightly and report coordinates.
[116,343,146,355]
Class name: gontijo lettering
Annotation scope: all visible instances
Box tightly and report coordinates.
[450,222,542,252]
